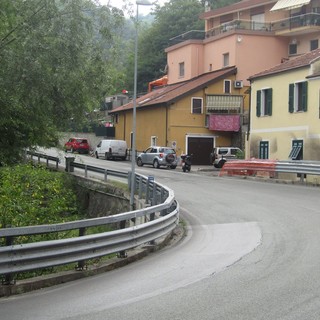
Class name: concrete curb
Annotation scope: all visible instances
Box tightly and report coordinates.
[0,225,185,298]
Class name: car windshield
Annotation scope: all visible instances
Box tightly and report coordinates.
[76,139,87,143]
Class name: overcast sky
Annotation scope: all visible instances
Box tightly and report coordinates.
[99,0,169,16]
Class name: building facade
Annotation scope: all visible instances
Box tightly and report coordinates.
[248,48,320,163]
[110,67,248,165]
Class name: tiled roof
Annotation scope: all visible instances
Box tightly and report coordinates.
[109,66,237,113]
[200,0,276,20]
[249,48,320,80]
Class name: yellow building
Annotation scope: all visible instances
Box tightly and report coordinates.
[109,67,249,165]
[248,48,320,162]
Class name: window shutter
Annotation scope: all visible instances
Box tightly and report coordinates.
[302,81,308,111]
[256,90,261,117]
[289,84,294,113]
[267,88,272,116]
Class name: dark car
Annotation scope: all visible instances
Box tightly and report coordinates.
[64,138,90,154]
[136,146,177,169]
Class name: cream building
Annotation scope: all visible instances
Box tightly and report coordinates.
[248,48,320,163]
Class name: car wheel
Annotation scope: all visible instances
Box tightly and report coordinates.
[137,158,143,167]
[153,159,160,168]
[95,152,99,159]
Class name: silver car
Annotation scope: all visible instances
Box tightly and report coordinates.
[136,146,177,169]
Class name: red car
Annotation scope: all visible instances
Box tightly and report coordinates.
[64,138,90,154]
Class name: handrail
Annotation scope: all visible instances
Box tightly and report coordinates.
[0,151,179,284]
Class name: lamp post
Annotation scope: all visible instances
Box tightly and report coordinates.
[130,0,153,210]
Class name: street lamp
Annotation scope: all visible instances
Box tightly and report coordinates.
[130,0,153,210]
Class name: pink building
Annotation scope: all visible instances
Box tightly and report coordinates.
[165,0,320,86]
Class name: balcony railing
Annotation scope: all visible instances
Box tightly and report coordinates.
[169,30,206,46]
[272,13,320,34]
[168,13,320,46]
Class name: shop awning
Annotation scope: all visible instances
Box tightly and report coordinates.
[270,0,310,11]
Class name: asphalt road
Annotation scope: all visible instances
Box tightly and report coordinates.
[1,150,320,319]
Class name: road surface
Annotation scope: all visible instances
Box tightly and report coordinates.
[1,150,319,319]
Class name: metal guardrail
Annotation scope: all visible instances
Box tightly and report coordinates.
[220,159,320,180]
[0,152,179,284]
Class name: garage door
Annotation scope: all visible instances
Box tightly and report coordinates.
[187,137,214,165]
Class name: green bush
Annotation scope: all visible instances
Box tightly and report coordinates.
[0,164,80,230]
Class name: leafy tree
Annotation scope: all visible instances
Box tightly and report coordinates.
[201,0,241,10]
[0,0,126,164]
[124,0,204,93]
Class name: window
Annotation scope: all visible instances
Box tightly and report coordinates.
[259,141,269,159]
[256,88,272,117]
[224,80,231,93]
[179,62,185,78]
[114,114,119,124]
[151,136,157,146]
[289,81,308,113]
[289,44,297,55]
[251,13,265,30]
[310,39,319,50]
[289,140,303,160]
[223,53,229,67]
[192,97,203,114]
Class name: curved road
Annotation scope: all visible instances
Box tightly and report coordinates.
[1,151,320,319]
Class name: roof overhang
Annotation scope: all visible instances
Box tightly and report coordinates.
[270,0,310,11]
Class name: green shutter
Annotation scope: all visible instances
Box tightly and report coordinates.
[289,83,294,113]
[256,90,261,117]
[267,88,272,116]
[302,81,308,111]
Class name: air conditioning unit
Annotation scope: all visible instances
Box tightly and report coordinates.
[234,80,243,89]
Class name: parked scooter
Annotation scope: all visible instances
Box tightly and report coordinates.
[181,154,192,172]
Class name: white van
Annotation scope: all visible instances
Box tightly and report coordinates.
[95,139,128,160]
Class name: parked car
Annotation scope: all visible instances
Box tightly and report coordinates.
[136,146,177,169]
[210,147,242,168]
[95,139,127,160]
[64,137,90,154]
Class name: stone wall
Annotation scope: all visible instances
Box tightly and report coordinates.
[74,176,130,218]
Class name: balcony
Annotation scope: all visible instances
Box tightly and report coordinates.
[272,13,320,36]
[168,13,320,46]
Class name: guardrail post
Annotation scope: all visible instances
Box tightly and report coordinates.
[76,227,87,271]
[138,176,143,199]
[65,156,75,172]
[117,220,127,258]
[160,188,166,216]
[104,169,108,181]
[2,234,15,285]
[152,183,157,206]
[147,176,154,204]
[85,165,88,178]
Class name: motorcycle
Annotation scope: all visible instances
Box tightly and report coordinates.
[181,154,192,172]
